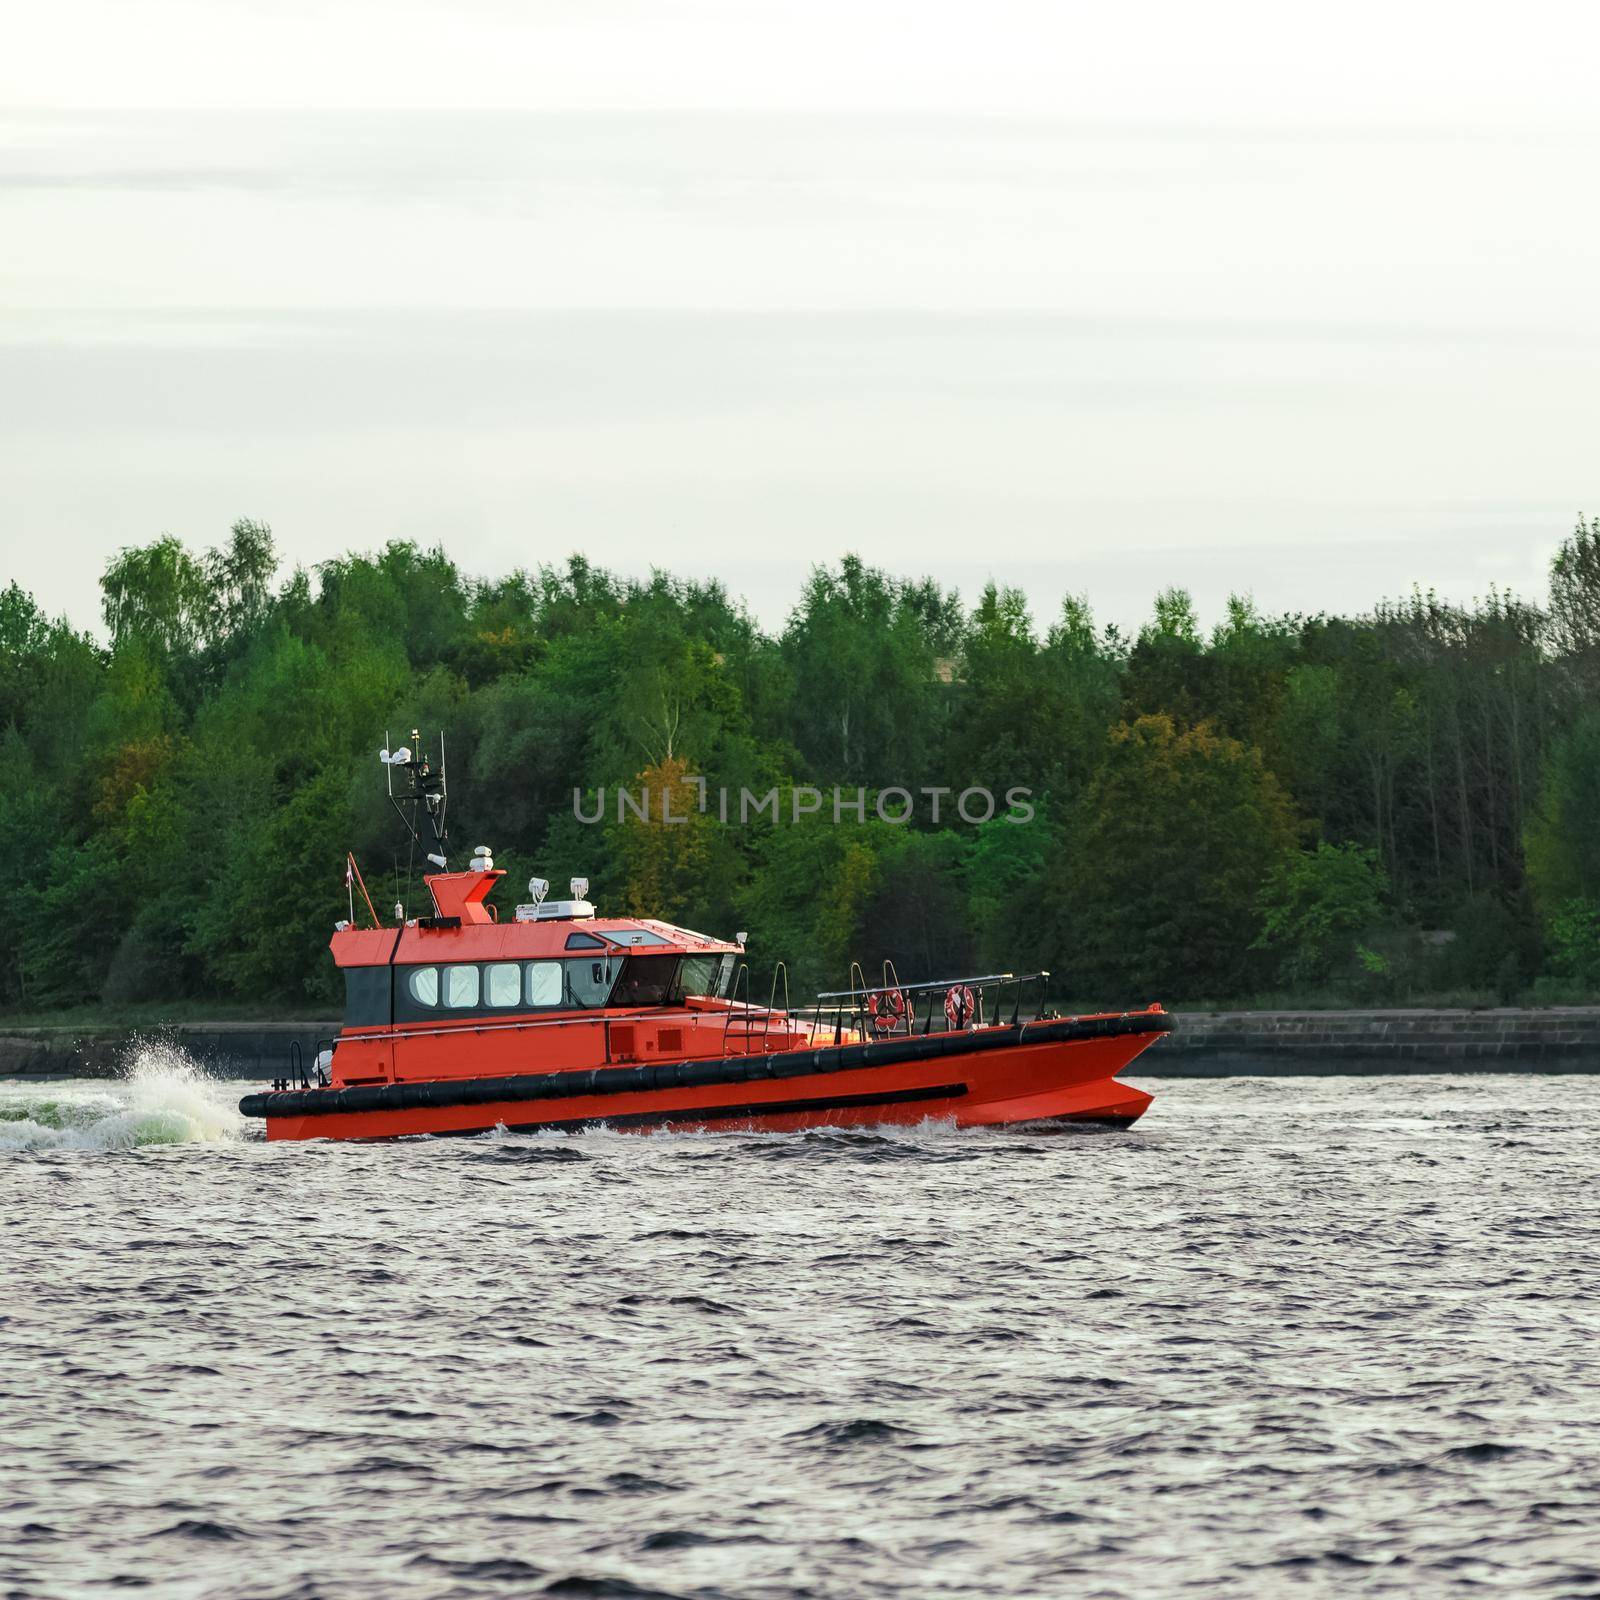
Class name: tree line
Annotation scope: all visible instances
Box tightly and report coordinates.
[2,520,1598,1013]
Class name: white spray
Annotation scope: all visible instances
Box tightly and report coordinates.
[0,1040,245,1153]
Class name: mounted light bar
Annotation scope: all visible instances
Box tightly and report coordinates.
[513,899,596,922]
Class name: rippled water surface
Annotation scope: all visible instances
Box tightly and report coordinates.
[5,1061,1600,1598]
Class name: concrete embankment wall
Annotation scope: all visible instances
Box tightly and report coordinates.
[0,1022,337,1081]
[1139,1008,1600,1075]
[2,1009,1598,1080]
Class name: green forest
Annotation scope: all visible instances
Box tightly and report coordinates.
[4,521,1599,1017]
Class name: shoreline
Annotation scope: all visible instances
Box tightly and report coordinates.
[2,1007,1598,1079]
[1148,1006,1600,1076]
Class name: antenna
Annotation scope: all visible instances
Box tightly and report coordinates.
[437,728,449,847]
[380,729,452,890]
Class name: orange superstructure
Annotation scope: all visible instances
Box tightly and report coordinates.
[240,738,1169,1141]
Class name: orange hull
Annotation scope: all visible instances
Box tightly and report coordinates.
[246,1017,1166,1142]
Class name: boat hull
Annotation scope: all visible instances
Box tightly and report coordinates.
[242,1014,1168,1142]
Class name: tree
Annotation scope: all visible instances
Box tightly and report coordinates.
[0,584,101,775]
[948,584,1053,796]
[858,828,972,982]
[189,766,352,1002]
[1549,515,1600,686]
[1524,710,1600,910]
[737,812,884,996]
[1255,842,1388,985]
[1545,899,1600,986]
[1206,594,1300,760]
[610,756,716,924]
[101,536,210,658]
[1038,595,1122,806]
[1053,715,1300,1000]
[311,541,468,673]
[1121,587,1213,725]
[203,518,278,644]
[781,555,952,787]
[962,808,1052,974]
[6,519,1600,1017]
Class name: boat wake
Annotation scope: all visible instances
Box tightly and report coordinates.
[0,1043,244,1153]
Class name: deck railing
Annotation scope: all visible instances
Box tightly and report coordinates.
[719,964,1053,1055]
[811,969,1052,1042]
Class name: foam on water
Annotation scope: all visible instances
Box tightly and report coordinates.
[0,1041,243,1152]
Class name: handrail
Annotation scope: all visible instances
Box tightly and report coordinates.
[722,962,752,1056]
[765,961,790,1052]
[815,971,1030,1000]
[795,969,1055,1040]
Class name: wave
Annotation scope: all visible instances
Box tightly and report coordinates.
[0,1042,244,1153]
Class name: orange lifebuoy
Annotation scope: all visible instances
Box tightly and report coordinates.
[866,988,908,1036]
[944,985,976,1029]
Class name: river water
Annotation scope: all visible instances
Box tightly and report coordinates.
[3,1054,1598,1599]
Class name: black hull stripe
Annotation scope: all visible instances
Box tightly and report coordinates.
[382,1082,969,1139]
[241,1012,1171,1120]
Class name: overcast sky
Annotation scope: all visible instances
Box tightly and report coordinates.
[4,1,1598,635]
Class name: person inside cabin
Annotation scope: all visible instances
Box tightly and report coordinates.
[608,955,677,1009]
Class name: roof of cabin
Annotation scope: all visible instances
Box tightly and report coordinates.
[331,915,740,969]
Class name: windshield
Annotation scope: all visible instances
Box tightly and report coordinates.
[609,955,678,1008]
[603,952,740,1009]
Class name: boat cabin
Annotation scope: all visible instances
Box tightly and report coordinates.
[325,860,803,1089]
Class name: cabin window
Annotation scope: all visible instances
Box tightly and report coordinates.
[526,960,563,1007]
[565,931,605,950]
[567,955,615,1007]
[443,964,480,1009]
[343,965,392,1027]
[485,962,521,1007]
[611,928,671,946]
[675,954,723,1001]
[393,957,629,1019]
[610,954,677,1008]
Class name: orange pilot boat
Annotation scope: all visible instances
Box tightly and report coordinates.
[240,737,1170,1141]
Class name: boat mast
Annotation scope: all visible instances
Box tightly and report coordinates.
[381,728,450,873]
